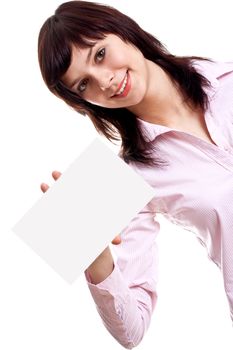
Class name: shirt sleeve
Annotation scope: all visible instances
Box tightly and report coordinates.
[84,201,160,349]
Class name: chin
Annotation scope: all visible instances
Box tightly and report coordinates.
[127,94,145,108]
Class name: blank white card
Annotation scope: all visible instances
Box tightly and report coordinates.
[12,138,155,284]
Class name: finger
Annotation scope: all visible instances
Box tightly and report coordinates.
[111,235,121,245]
[40,183,49,193]
[52,171,62,180]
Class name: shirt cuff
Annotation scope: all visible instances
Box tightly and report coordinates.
[84,262,130,297]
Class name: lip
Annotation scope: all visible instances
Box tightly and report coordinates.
[111,71,131,98]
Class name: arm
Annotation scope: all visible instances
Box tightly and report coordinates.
[84,202,160,349]
[87,246,114,285]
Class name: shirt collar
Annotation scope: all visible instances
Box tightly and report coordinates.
[137,118,172,142]
[137,60,233,142]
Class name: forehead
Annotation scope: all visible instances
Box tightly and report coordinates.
[70,33,126,60]
[61,44,92,87]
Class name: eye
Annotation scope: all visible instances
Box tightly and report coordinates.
[77,78,88,93]
[76,48,105,93]
[95,48,105,62]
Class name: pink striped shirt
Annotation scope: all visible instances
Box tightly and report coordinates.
[84,59,233,349]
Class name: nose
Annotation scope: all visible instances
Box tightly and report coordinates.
[91,68,114,91]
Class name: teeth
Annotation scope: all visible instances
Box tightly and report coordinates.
[115,73,128,95]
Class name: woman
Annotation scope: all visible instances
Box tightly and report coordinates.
[38,1,233,348]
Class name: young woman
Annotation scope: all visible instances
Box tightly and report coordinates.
[38,1,233,348]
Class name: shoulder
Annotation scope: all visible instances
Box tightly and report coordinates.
[191,59,233,100]
[191,58,233,80]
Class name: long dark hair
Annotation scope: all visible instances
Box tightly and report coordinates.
[38,0,212,167]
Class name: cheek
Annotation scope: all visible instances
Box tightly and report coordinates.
[84,91,106,106]
[108,50,128,67]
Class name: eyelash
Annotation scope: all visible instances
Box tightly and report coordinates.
[77,48,106,93]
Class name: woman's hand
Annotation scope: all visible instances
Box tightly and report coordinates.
[40,170,122,245]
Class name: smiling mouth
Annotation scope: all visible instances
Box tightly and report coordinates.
[111,71,130,98]
[115,73,128,95]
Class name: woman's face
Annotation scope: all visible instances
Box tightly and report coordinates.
[62,34,151,109]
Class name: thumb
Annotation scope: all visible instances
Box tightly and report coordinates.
[111,235,121,245]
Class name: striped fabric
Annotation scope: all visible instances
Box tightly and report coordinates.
[85,59,233,348]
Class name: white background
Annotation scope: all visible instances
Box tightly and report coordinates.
[1,0,233,349]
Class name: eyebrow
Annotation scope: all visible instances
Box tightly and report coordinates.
[68,44,96,89]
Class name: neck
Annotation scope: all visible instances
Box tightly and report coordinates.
[127,60,195,126]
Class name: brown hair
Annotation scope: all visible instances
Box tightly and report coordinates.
[38,0,212,167]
